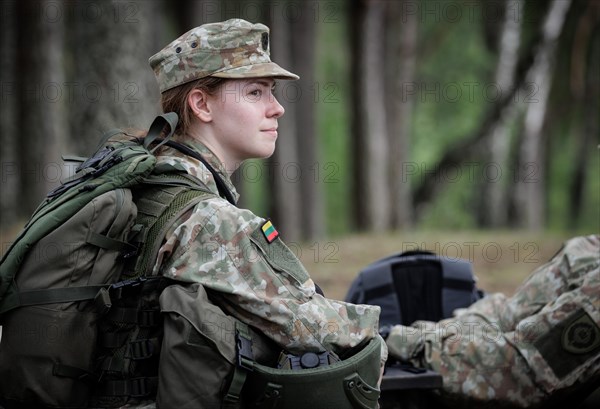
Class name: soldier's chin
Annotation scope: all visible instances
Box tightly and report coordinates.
[241,147,276,164]
[257,144,277,159]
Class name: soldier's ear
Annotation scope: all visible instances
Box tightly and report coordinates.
[188,89,212,123]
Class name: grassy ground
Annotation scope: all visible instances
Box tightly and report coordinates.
[297,230,574,301]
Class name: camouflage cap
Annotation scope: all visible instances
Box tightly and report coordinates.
[149,18,299,93]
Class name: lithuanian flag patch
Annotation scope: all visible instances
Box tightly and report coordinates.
[261,220,279,244]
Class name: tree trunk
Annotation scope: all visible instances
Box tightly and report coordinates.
[568,1,599,228]
[353,0,390,231]
[267,0,302,242]
[386,0,417,229]
[175,0,224,29]
[68,0,158,156]
[515,0,572,230]
[290,1,324,239]
[478,0,524,227]
[16,0,67,217]
[0,0,18,227]
[350,0,367,231]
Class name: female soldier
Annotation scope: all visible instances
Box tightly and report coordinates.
[147,18,386,407]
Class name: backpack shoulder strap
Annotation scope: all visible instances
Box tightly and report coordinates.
[125,174,214,279]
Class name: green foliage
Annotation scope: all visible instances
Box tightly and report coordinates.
[236,159,269,214]
[315,4,352,236]
[547,118,576,231]
[583,150,600,232]
[412,7,494,228]
[564,145,600,234]
[307,0,598,235]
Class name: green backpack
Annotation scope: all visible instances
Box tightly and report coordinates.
[0,113,218,408]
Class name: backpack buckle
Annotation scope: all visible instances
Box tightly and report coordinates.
[236,330,254,371]
[110,277,147,301]
[111,276,147,290]
[118,248,139,261]
[93,287,112,315]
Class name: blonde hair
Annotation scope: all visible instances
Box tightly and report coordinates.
[160,76,227,136]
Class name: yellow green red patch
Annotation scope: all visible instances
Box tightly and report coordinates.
[261,220,279,243]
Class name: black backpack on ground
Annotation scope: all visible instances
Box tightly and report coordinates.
[345,250,485,328]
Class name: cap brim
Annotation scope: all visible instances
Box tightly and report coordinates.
[210,62,299,80]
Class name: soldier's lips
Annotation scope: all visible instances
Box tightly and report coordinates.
[261,129,278,137]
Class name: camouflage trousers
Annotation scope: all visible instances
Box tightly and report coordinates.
[386,235,600,408]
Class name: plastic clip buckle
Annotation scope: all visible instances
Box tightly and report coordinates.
[236,331,254,371]
[111,276,147,290]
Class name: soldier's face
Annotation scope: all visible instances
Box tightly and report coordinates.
[207,78,284,165]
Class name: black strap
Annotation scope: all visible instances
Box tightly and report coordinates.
[161,139,237,205]
[443,277,475,291]
[87,231,137,253]
[17,285,107,307]
[106,307,160,327]
[53,363,94,381]
[100,377,158,398]
[127,338,160,360]
[364,283,395,300]
[224,322,255,405]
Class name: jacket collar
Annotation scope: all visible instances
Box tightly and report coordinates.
[156,137,240,204]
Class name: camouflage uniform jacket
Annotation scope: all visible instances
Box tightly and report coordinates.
[152,138,383,356]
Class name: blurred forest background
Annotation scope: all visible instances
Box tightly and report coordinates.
[1,0,598,281]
